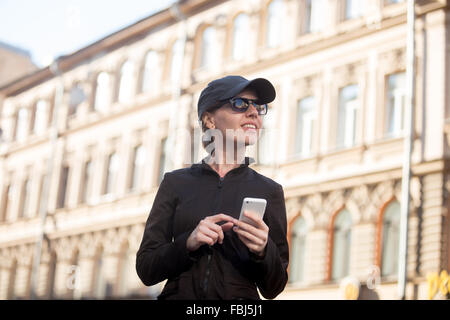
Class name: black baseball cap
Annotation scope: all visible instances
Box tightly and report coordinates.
[197,75,276,120]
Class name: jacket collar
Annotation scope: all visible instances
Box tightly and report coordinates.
[191,156,255,174]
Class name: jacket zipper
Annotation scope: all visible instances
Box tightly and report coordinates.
[202,176,224,298]
[202,251,212,298]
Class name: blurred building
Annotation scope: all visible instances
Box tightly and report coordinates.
[0,0,449,300]
[0,41,37,88]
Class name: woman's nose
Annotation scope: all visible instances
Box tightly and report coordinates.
[245,104,258,118]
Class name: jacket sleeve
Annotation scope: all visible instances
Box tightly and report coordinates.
[252,183,289,299]
[136,172,193,286]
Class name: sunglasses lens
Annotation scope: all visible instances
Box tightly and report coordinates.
[256,104,267,115]
[232,98,246,109]
[229,98,268,115]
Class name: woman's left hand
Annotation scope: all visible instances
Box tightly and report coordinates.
[233,211,269,257]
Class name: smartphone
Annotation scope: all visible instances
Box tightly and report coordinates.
[239,197,267,227]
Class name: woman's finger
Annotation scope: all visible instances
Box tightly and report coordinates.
[234,220,267,241]
[233,226,265,246]
[199,224,219,243]
[243,211,268,231]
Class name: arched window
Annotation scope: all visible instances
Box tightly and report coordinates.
[381,200,401,277]
[170,39,184,85]
[68,84,86,118]
[117,60,135,104]
[141,50,158,93]
[93,72,111,112]
[345,0,367,20]
[337,84,359,149]
[295,96,316,157]
[157,137,170,185]
[232,13,250,61]
[17,178,31,219]
[266,0,284,48]
[103,152,119,195]
[0,183,12,222]
[129,145,146,191]
[305,0,326,33]
[385,72,406,138]
[16,107,29,142]
[200,26,216,68]
[80,159,92,204]
[289,216,308,283]
[34,100,48,134]
[331,209,352,281]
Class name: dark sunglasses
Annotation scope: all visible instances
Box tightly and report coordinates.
[223,97,268,115]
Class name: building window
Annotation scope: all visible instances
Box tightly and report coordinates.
[381,200,401,277]
[337,84,359,149]
[385,72,406,138]
[1,184,11,222]
[141,50,158,94]
[232,13,250,61]
[17,178,31,219]
[16,107,29,142]
[57,166,69,209]
[34,100,48,134]
[117,60,135,104]
[266,0,284,48]
[80,160,93,204]
[36,173,47,215]
[129,145,145,191]
[385,0,405,4]
[68,84,85,117]
[199,26,216,69]
[157,137,170,185]
[170,39,184,85]
[305,0,325,33]
[331,209,352,281]
[93,72,111,112]
[295,96,316,157]
[103,152,119,195]
[289,216,308,283]
[344,0,366,20]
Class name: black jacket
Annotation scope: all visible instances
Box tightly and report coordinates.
[136,157,289,300]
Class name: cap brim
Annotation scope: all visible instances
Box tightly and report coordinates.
[245,78,276,104]
[220,78,276,104]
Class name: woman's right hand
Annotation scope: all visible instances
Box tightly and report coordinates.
[186,213,236,251]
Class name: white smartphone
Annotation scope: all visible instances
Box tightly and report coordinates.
[239,197,267,227]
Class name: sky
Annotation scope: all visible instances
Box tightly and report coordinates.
[0,0,178,67]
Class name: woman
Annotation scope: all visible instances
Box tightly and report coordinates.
[136,75,289,300]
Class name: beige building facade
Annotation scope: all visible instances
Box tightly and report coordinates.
[0,0,449,300]
[0,42,37,88]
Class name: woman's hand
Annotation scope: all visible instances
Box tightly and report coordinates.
[186,213,236,251]
[233,211,269,257]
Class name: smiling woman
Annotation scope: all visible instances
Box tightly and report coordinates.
[136,75,289,300]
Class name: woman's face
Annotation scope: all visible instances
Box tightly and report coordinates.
[204,89,263,147]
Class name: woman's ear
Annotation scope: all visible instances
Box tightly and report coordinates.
[202,112,215,129]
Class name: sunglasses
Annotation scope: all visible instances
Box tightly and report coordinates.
[222,97,268,115]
